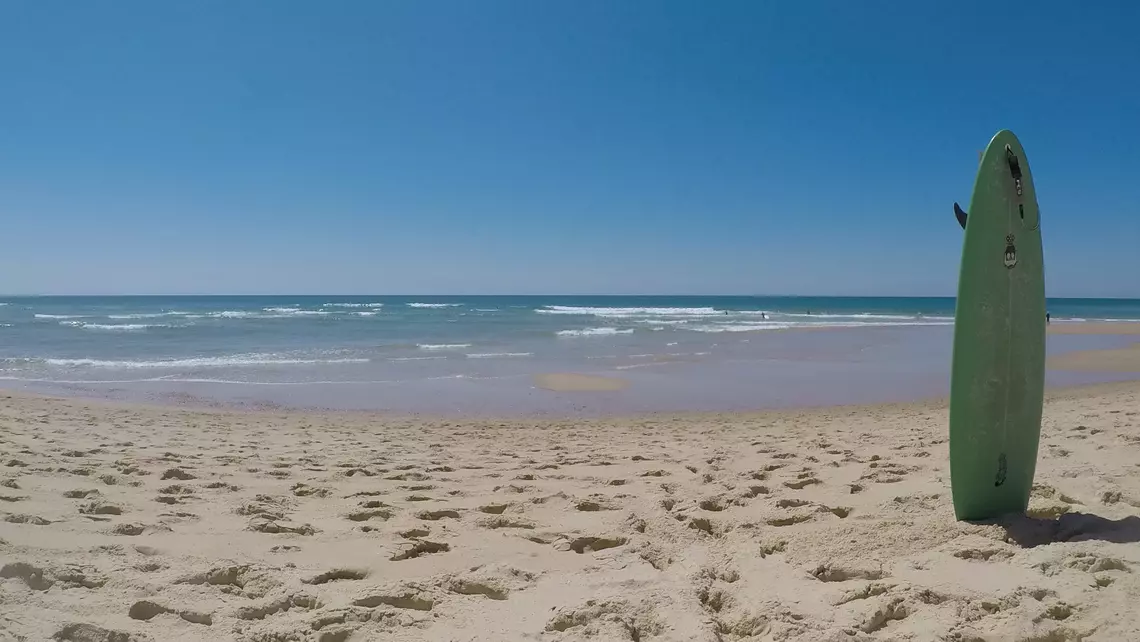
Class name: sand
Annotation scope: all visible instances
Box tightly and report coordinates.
[3,386,1140,642]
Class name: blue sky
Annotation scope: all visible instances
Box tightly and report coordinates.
[1,1,1138,296]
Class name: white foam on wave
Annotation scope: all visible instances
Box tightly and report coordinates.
[839,320,954,328]
[689,323,795,333]
[0,373,480,386]
[776,312,945,321]
[556,327,635,337]
[262,308,332,316]
[205,310,314,320]
[354,311,379,316]
[389,356,447,361]
[473,308,500,312]
[407,303,462,308]
[107,311,187,319]
[466,352,533,359]
[538,305,720,318]
[35,314,87,319]
[42,354,370,368]
[417,343,472,350]
[324,302,384,308]
[61,321,171,332]
[688,319,953,332]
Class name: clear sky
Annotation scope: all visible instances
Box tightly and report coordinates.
[1,1,1138,297]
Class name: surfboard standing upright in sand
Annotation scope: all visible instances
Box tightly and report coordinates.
[949,129,1046,521]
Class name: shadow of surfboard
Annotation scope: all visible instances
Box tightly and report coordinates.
[975,512,1140,548]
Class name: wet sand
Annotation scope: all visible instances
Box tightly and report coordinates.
[1049,321,1140,335]
[533,373,630,392]
[1049,343,1140,372]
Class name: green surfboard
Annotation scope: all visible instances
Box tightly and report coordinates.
[949,129,1046,521]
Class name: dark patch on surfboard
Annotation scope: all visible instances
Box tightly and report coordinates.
[1006,146,1023,196]
[994,453,1008,487]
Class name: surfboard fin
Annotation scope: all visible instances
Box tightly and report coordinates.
[954,202,968,229]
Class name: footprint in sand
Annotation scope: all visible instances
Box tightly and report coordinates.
[111,523,147,536]
[302,568,368,585]
[0,562,53,591]
[290,482,330,497]
[554,535,628,554]
[233,592,320,620]
[766,513,815,527]
[416,509,460,521]
[353,583,435,610]
[247,518,316,535]
[688,517,722,536]
[953,548,1014,562]
[776,498,811,508]
[390,540,450,561]
[479,515,536,530]
[545,598,666,640]
[79,500,123,515]
[575,498,615,512]
[783,477,822,490]
[810,563,886,582]
[446,564,540,601]
[53,624,147,642]
[859,596,910,633]
[128,600,213,626]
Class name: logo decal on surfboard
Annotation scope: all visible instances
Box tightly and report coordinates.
[1003,235,1018,269]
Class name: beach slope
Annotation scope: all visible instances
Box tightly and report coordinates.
[2,387,1140,641]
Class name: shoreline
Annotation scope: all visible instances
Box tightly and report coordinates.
[2,375,1140,424]
[2,321,1140,418]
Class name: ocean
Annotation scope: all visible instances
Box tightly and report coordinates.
[1,295,1138,414]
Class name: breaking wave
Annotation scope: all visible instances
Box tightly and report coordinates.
[556,327,635,337]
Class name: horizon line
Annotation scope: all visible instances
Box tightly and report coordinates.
[1,293,1136,300]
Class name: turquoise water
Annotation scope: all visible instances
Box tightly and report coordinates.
[1,295,1138,413]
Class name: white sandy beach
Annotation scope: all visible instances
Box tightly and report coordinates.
[2,381,1140,642]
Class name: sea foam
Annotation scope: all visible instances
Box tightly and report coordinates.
[556,327,635,337]
[539,306,720,317]
[42,354,370,368]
